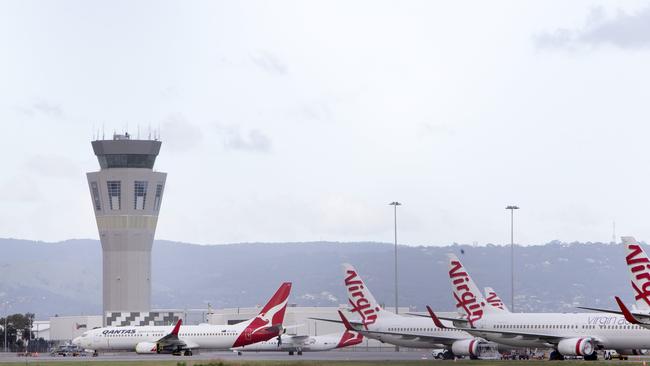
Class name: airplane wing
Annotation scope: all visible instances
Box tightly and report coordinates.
[284,335,310,344]
[309,317,365,328]
[155,320,197,351]
[578,297,650,326]
[344,328,469,344]
[425,307,597,345]
[334,310,462,345]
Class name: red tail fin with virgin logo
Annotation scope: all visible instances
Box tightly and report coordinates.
[447,254,485,326]
[623,236,650,311]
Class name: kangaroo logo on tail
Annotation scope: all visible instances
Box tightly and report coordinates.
[448,254,485,326]
[336,330,363,348]
[623,237,650,310]
[232,282,292,348]
[342,263,391,330]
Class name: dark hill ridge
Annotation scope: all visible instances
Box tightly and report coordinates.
[0,238,637,318]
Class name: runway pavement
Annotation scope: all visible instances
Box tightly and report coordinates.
[0,350,433,363]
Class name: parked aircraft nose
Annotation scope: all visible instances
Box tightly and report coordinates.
[72,337,82,346]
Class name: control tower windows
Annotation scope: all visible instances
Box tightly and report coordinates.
[153,183,164,211]
[90,182,102,210]
[107,181,121,210]
[134,181,148,210]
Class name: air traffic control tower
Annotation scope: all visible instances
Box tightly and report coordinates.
[87,133,166,324]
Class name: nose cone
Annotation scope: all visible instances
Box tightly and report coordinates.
[72,336,82,346]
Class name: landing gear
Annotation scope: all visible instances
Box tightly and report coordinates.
[237,351,242,356]
[583,352,598,361]
[442,350,455,360]
[297,351,303,356]
[549,350,565,360]
[183,349,192,356]
[288,351,294,356]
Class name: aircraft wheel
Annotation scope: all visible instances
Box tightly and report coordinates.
[297,351,303,355]
[583,352,597,361]
[237,351,242,356]
[549,350,564,360]
[288,351,294,355]
[442,350,454,360]
[183,349,192,356]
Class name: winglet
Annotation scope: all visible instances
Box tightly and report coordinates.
[426,305,447,329]
[338,310,354,331]
[615,296,640,324]
[171,319,182,336]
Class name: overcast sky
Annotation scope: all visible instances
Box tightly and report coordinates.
[2,0,650,246]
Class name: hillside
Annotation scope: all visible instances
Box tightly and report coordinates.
[0,238,634,319]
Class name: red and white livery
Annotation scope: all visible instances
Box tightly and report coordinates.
[434,254,650,360]
[312,263,495,359]
[231,329,363,355]
[73,282,292,355]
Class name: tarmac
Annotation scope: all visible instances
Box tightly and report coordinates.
[0,350,434,363]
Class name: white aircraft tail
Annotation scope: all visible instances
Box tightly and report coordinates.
[342,263,396,330]
[447,254,486,325]
[622,236,650,311]
[484,287,509,313]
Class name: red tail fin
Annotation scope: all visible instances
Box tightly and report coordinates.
[257,282,292,326]
[338,310,354,331]
[426,306,447,329]
[615,296,640,324]
[336,329,363,348]
[171,319,182,336]
[231,282,293,348]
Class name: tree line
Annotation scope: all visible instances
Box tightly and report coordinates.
[0,313,49,352]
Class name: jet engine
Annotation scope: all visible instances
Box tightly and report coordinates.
[135,342,158,354]
[451,338,483,357]
[557,337,595,356]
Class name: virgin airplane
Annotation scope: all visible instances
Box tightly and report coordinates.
[312,263,499,359]
[430,254,650,360]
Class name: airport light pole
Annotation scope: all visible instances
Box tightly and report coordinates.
[389,201,401,353]
[506,205,519,312]
[389,202,401,315]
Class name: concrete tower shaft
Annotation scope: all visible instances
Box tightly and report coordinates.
[86,134,166,317]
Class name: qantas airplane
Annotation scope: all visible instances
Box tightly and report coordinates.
[430,254,650,360]
[312,263,498,359]
[579,236,650,329]
[72,282,292,356]
[231,328,363,355]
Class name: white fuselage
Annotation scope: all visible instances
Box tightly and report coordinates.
[470,312,650,350]
[233,334,342,352]
[362,314,471,348]
[73,323,249,351]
